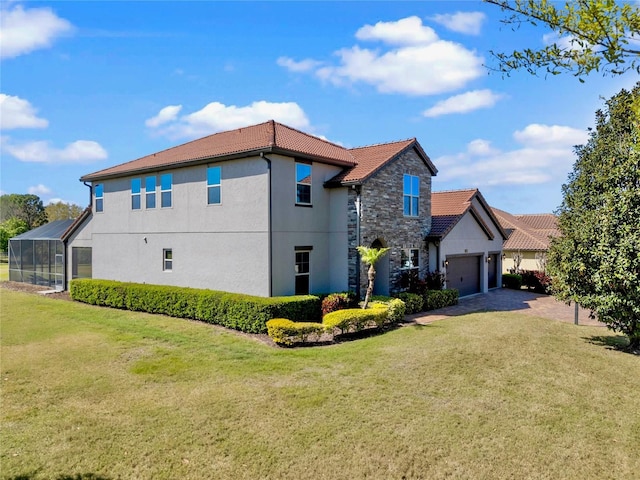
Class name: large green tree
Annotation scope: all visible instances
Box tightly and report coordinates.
[485,0,640,79]
[0,218,29,252]
[45,201,84,221]
[0,194,47,229]
[547,82,640,352]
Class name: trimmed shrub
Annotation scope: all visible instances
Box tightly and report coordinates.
[423,289,459,311]
[321,293,354,316]
[502,274,523,290]
[70,279,321,334]
[521,270,552,294]
[322,306,389,335]
[397,292,424,314]
[266,319,325,346]
[386,298,407,323]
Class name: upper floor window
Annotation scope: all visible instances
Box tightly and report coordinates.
[403,174,419,217]
[94,184,104,213]
[161,173,172,208]
[131,178,141,210]
[207,166,221,205]
[296,162,312,205]
[145,176,156,209]
[401,248,419,270]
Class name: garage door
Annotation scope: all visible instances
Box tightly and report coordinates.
[446,255,481,297]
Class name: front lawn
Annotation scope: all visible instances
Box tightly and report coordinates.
[1,289,638,479]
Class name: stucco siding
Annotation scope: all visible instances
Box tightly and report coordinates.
[503,250,544,273]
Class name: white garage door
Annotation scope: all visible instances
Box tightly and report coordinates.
[446,255,481,297]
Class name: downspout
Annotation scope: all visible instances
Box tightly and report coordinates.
[83,181,93,208]
[260,153,273,297]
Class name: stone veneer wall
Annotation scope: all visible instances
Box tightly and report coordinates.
[347,148,433,295]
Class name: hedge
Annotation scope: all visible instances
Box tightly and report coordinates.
[266,319,325,346]
[322,305,389,335]
[502,274,523,290]
[397,292,424,314]
[70,279,320,334]
[423,289,459,311]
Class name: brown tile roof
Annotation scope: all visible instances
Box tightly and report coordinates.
[515,213,559,236]
[491,208,558,251]
[81,120,436,185]
[81,121,355,181]
[429,189,506,240]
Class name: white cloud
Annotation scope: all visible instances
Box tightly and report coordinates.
[277,57,323,72]
[0,3,74,59]
[355,16,438,46]
[1,138,108,163]
[280,16,484,96]
[146,100,311,140]
[513,124,588,147]
[145,105,182,128]
[434,124,588,188]
[429,12,486,35]
[423,89,505,117]
[28,184,52,196]
[0,94,49,129]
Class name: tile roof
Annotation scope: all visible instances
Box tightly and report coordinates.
[81,121,355,181]
[81,120,436,185]
[515,213,559,236]
[491,208,558,251]
[429,189,506,240]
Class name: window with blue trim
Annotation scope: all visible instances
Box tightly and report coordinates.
[145,176,156,209]
[207,166,221,205]
[403,174,419,217]
[131,178,141,210]
[94,184,104,212]
[161,173,172,208]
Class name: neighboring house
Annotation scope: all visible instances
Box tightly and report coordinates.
[426,189,506,297]
[491,208,559,273]
[65,120,437,297]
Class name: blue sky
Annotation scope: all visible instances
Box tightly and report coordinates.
[1,0,637,214]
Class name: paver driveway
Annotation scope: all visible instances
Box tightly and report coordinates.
[408,288,605,327]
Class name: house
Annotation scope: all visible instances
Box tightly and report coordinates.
[426,189,506,296]
[65,120,438,297]
[491,208,559,273]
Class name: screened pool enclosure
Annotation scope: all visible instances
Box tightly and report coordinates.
[8,219,74,290]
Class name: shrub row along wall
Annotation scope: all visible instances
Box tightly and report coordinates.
[396,289,459,314]
[70,279,320,334]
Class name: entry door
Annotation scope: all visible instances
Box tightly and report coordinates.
[446,255,481,297]
[54,253,64,291]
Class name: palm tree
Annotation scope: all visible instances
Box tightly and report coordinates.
[357,246,390,309]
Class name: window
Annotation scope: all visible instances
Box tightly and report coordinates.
[161,173,172,208]
[94,184,104,212]
[163,249,173,271]
[72,247,92,279]
[401,248,419,270]
[294,249,310,295]
[296,162,312,205]
[207,166,221,205]
[131,178,141,210]
[145,176,156,209]
[403,174,419,217]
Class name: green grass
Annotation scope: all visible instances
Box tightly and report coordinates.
[0,263,8,282]
[1,289,639,480]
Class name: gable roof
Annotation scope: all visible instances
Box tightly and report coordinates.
[11,219,75,240]
[428,189,507,241]
[491,208,558,251]
[80,120,436,185]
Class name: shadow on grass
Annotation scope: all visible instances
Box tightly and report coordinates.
[584,335,639,355]
[9,474,111,480]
